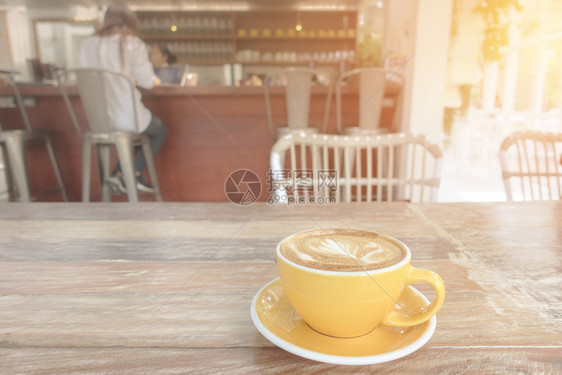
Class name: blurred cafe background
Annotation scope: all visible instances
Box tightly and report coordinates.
[0,0,561,202]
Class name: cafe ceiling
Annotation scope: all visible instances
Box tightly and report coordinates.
[0,0,360,10]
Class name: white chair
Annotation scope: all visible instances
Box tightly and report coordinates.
[270,132,442,203]
[0,72,68,202]
[57,68,162,203]
[500,130,562,201]
[264,67,333,139]
[335,67,403,135]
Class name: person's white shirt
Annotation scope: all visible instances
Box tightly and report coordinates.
[80,34,157,133]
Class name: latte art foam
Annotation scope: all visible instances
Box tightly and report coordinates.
[280,229,406,272]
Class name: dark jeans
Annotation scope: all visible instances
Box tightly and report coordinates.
[113,115,169,176]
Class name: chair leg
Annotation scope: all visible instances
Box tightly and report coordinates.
[82,138,92,202]
[101,145,111,202]
[1,144,15,201]
[114,135,138,203]
[44,136,68,202]
[141,140,162,202]
[95,144,111,202]
[4,135,31,202]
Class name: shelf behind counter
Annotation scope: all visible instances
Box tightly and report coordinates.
[0,83,401,202]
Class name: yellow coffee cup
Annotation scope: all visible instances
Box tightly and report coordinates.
[277,228,445,338]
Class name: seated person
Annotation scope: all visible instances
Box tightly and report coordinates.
[80,3,168,194]
[150,44,186,84]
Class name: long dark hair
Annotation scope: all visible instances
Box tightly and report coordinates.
[96,2,140,66]
[97,2,139,36]
[154,44,177,64]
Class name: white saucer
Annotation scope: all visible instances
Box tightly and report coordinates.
[251,278,436,365]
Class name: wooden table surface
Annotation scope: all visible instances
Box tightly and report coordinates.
[1,202,560,374]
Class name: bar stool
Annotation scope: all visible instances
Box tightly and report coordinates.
[0,73,68,202]
[264,67,333,139]
[335,67,402,135]
[57,68,162,203]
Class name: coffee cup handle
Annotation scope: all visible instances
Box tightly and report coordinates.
[382,267,445,327]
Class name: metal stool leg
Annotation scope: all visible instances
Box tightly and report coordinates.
[114,134,138,203]
[44,136,68,202]
[95,143,111,202]
[4,134,31,202]
[99,144,111,202]
[0,143,15,201]
[82,137,92,202]
[141,140,162,202]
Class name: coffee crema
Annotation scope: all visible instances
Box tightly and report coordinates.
[279,229,406,272]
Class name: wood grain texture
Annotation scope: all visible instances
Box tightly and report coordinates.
[0,202,560,373]
[1,348,560,375]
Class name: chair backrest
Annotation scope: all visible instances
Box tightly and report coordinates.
[500,130,562,201]
[57,68,141,135]
[0,72,33,132]
[264,67,333,136]
[336,67,388,133]
[270,132,442,203]
[56,69,84,137]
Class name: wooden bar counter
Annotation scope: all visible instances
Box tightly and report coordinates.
[0,82,401,202]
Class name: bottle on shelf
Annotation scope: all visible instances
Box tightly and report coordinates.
[137,10,357,67]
